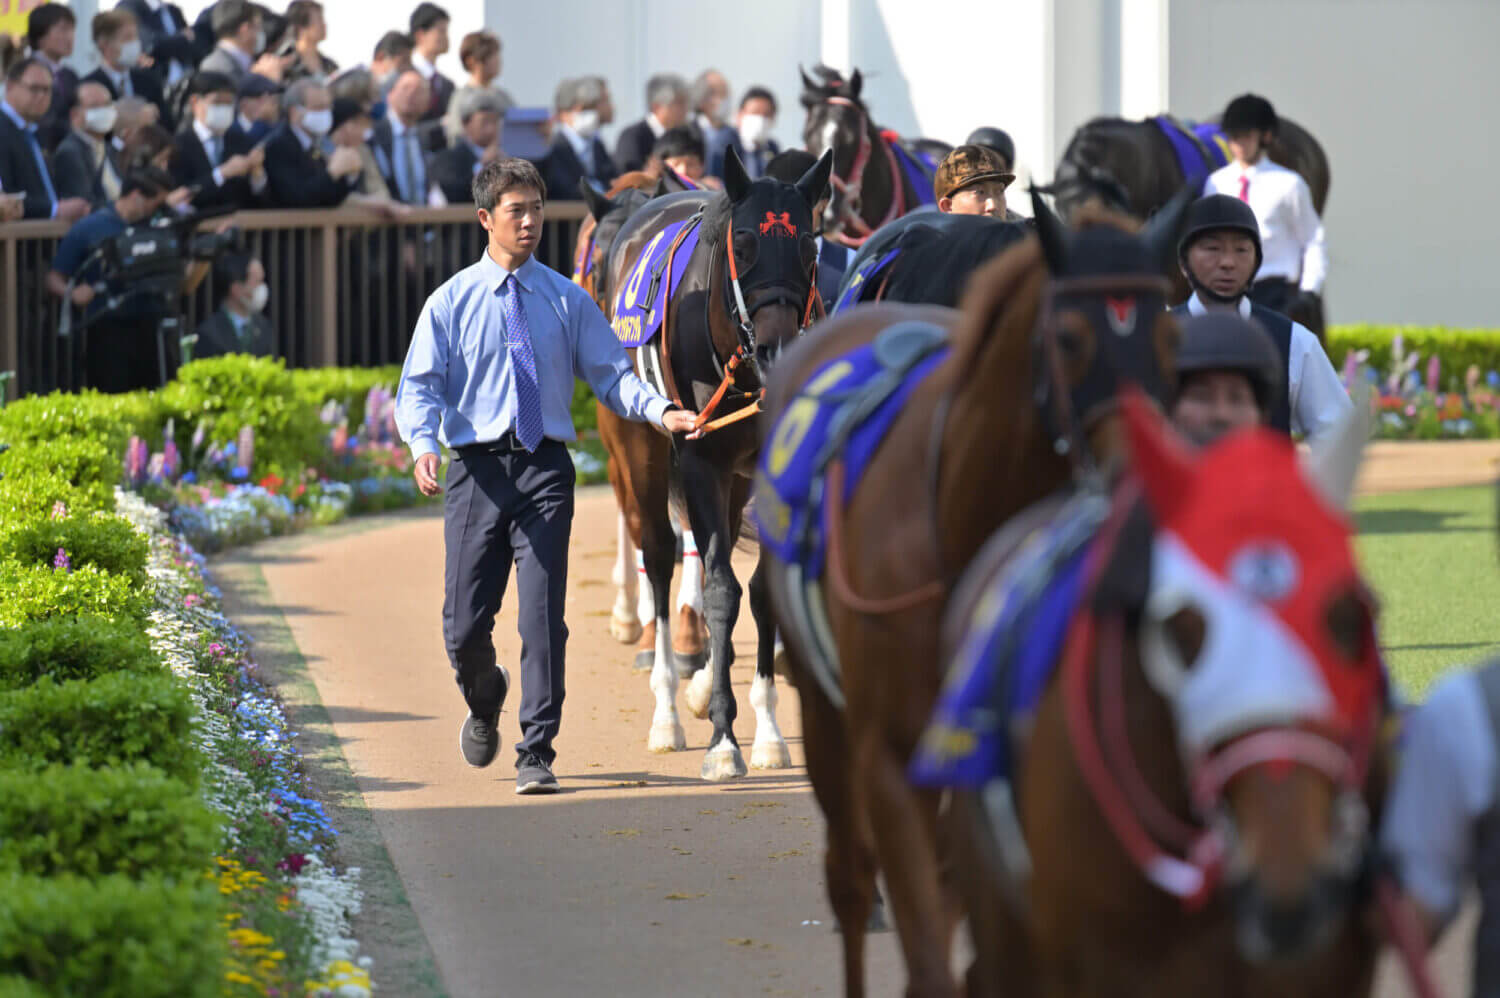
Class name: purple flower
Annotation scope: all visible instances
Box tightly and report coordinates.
[52,548,71,571]
[236,425,255,475]
[124,435,148,486]
[162,439,180,481]
[1426,355,1441,395]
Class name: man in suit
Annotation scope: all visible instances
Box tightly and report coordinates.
[172,70,266,210]
[614,72,687,174]
[193,252,276,359]
[369,68,437,204]
[28,4,79,152]
[86,11,171,128]
[0,58,91,221]
[116,0,199,88]
[262,77,362,207]
[408,3,454,127]
[198,0,262,87]
[52,81,124,206]
[432,88,503,204]
[536,76,616,201]
[227,72,280,148]
[708,86,780,181]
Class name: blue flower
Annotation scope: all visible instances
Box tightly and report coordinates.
[181,471,197,484]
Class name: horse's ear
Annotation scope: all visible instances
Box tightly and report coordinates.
[1140,184,1194,271]
[848,69,863,100]
[799,65,819,94]
[1029,186,1071,274]
[795,149,834,209]
[1121,387,1194,522]
[723,144,752,202]
[579,181,612,223]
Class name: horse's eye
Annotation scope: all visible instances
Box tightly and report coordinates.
[1053,309,1096,385]
[1163,606,1207,668]
[1325,591,1373,663]
[732,229,759,271]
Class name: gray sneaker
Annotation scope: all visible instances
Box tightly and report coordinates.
[458,667,509,768]
[515,752,559,794]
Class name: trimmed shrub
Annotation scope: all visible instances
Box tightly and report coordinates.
[0,674,198,782]
[0,563,149,627]
[0,439,121,513]
[0,616,162,692]
[290,365,402,428]
[0,513,149,591]
[1327,325,1500,380]
[0,873,225,998]
[0,470,105,525]
[0,764,219,878]
[0,390,161,456]
[157,356,324,478]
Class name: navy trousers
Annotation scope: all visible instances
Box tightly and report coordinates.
[443,438,574,764]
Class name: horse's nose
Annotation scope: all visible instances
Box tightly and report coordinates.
[1230,877,1333,964]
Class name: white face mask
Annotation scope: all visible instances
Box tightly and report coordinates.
[246,283,269,312]
[84,106,118,135]
[204,103,234,135]
[571,109,600,138]
[117,39,142,66]
[253,29,267,53]
[300,108,332,136]
[738,113,772,148]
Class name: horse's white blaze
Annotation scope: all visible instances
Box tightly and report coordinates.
[820,118,840,160]
[749,673,790,770]
[702,731,747,782]
[610,513,642,643]
[676,529,703,615]
[646,585,685,753]
[684,664,714,720]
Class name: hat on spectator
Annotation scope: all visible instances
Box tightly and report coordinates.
[330,97,368,133]
[933,144,1016,202]
[238,73,282,99]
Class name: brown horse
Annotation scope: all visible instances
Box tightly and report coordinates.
[933,396,1391,997]
[601,147,832,778]
[756,188,1191,995]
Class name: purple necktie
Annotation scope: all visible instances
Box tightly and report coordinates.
[500,274,544,451]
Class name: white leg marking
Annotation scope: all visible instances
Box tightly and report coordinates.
[701,730,748,782]
[749,673,791,770]
[647,590,685,753]
[676,528,704,615]
[610,513,642,643]
[684,662,714,720]
[635,551,653,627]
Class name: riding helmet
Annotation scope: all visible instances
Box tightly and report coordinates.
[1175,312,1284,414]
[1221,94,1278,137]
[1177,194,1263,276]
[964,126,1015,172]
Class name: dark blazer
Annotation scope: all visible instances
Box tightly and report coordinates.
[431,140,482,204]
[171,126,256,210]
[0,111,58,219]
[262,122,356,208]
[419,71,456,127]
[368,117,440,202]
[52,131,113,206]
[193,306,275,358]
[36,65,79,153]
[708,130,780,181]
[535,132,617,202]
[83,65,171,130]
[116,0,201,77]
[613,119,656,174]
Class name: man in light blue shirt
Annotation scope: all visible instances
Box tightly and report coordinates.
[397,157,698,793]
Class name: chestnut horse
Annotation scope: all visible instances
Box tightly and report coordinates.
[800,64,949,250]
[600,147,832,779]
[757,188,1191,995]
[931,395,1394,997]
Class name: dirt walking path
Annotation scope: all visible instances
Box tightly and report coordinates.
[217,440,1496,997]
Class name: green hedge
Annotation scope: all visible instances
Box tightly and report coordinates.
[156,357,326,478]
[0,675,198,782]
[0,873,225,998]
[0,471,107,526]
[0,391,161,456]
[0,563,149,628]
[0,440,121,515]
[0,514,149,591]
[290,364,401,428]
[0,764,218,878]
[1327,325,1500,378]
[0,616,162,691]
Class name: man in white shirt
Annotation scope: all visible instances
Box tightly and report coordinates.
[1170,193,1349,444]
[1203,94,1327,324]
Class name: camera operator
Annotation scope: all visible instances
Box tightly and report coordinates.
[45,165,176,393]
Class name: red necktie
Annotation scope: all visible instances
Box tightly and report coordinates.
[1237,174,1250,202]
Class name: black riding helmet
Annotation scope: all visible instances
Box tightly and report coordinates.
[1175,312,1284,415]
[964,126,1015,172]
[1221,94,1278,137]
[1178,194,1263,300]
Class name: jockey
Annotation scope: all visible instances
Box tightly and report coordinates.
[1203,94,1327,320]
[1170,312,1283,447]
[934,144,1014,218]
[1171,193,1350,443]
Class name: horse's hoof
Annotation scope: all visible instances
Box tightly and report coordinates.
[633,649,655,673]
[672,649,706,679]
[684,668,713,719]
[610,614,643,645]
[701,745,747,781]
[749,740,791,770]
[648,720,686,753]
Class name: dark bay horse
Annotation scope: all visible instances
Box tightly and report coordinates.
[1051,114,1330,333]
[800,64,950,250]
[756,188,1191,995]
[829,211,1030,313]
[932,395,1394,997]
[600,146,832,779]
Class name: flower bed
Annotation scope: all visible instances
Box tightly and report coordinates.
[1340,334,1500,440]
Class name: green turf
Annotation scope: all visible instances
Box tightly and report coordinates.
[1355,484,1500,699]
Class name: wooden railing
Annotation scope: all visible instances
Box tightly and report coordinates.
[0,202,590,399]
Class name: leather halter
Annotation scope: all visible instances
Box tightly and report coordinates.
[820,96,905,248]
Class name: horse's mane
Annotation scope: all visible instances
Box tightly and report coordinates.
[884,218,1030,308]
[699,189,733,248]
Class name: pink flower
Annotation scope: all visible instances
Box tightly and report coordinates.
[184,593,201,608]
[276,853,308,875]
[1426,355,1441,395]
[208,642,225,657]
[1405,404,1417,418]
[49,501,67,521]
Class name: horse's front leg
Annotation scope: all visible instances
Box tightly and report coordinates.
[747,550,791,769]
[678,450,746,782]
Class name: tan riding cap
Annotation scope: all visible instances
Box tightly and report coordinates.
[933,144,1017,202]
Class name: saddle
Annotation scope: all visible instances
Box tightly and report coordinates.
[610,214,704,349]
[1150,115,1229,191]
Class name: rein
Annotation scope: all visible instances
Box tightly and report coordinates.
[822,96,905,248]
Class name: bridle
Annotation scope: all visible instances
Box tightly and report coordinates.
[816,96,905,248]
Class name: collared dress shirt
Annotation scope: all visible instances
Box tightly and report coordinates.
[1204,158,1328,293]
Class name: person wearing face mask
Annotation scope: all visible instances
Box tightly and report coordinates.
[193,252,276,359]
[708,86,779,181]
[53,82,125,206]
[226,73,281,148]
[172,70,266,210]
[1169,312,1283,448]
[45,165,178,392]
[199,0,264,87]
[84,11,171,129]
[262,78,362,207]
[536,76,617,201]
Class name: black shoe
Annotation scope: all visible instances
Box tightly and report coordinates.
[515,752,559,795]
[458,667,509,768]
